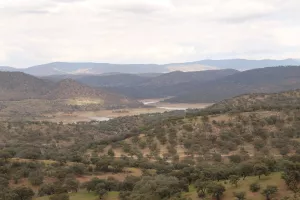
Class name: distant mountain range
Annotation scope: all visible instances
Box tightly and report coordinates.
[43,69,239,99]
[42,65,300,103]
[2,59,300,105]
[43,65,300,104]
[1,59,299,76]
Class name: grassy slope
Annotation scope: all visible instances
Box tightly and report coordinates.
[184,173,292,200]
[35,173,291,200]
[35,191,119,200]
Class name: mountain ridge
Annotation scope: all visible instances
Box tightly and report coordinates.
[166,65,300,103]
[1,59,299,76]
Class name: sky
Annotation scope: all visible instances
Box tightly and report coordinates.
[0,0,300,68]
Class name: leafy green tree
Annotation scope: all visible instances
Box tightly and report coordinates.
[207,183,226,200]
[95,183,107,199]
[195,180,210,198]
[126,175,183,200]
[69,164,85,175]
[38,183,55,196]
[85,178,105,192]
[64,177,79,192]
[254,163,270,179]
[229,155,242,163]
[28,171,44,186]
[262,185,278,200]
[239,162,253,180]
[12,187,35,200]
[282,161,300,194]
[119,191,131,200]
[229,175,240,187]
[122,176,140,191]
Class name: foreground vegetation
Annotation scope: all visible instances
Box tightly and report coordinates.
[1,90,300,200]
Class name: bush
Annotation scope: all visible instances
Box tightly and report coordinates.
[250,182,261,192]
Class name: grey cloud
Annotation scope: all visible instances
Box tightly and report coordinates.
[0,0,300,67]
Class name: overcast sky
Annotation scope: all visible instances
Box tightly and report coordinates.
[0,0,299,68]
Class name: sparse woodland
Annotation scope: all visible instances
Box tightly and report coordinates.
[1,90,300,200]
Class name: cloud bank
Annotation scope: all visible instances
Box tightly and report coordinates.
[0,0,299,67]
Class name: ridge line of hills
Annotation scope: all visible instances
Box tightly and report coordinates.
[2,64,300,108]
[49,65,300,103]
[1,58,300,76]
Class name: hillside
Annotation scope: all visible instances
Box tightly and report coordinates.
[45,79,140,107]
[107,69,239,98]
[1,59,299,76]
[0,71,51,100]
[205,90,300,113]
[1,89,300,200]
[167,65,300,103]
[44,69,238,89]
[0,72,141,118]
[76,74,149,87]
[140,69,239,87]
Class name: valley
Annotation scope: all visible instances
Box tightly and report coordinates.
[1,88,300,200]
[2,1,300,199]
[1,65,300,200]
[44,100,211,123]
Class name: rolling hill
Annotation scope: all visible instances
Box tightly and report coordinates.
[2,87,300,200]
[0,72,141,118]
[166,65,300,103]
[103,69,239,99]
[45,79,139,107]
[204,89,300,113]
[42,65,300,103]
[72,69,238,88]
[0,71,51,101]
[75,74,149,87]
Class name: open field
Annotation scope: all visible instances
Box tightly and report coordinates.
[35,191,98,200]
[36,191,120,200]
